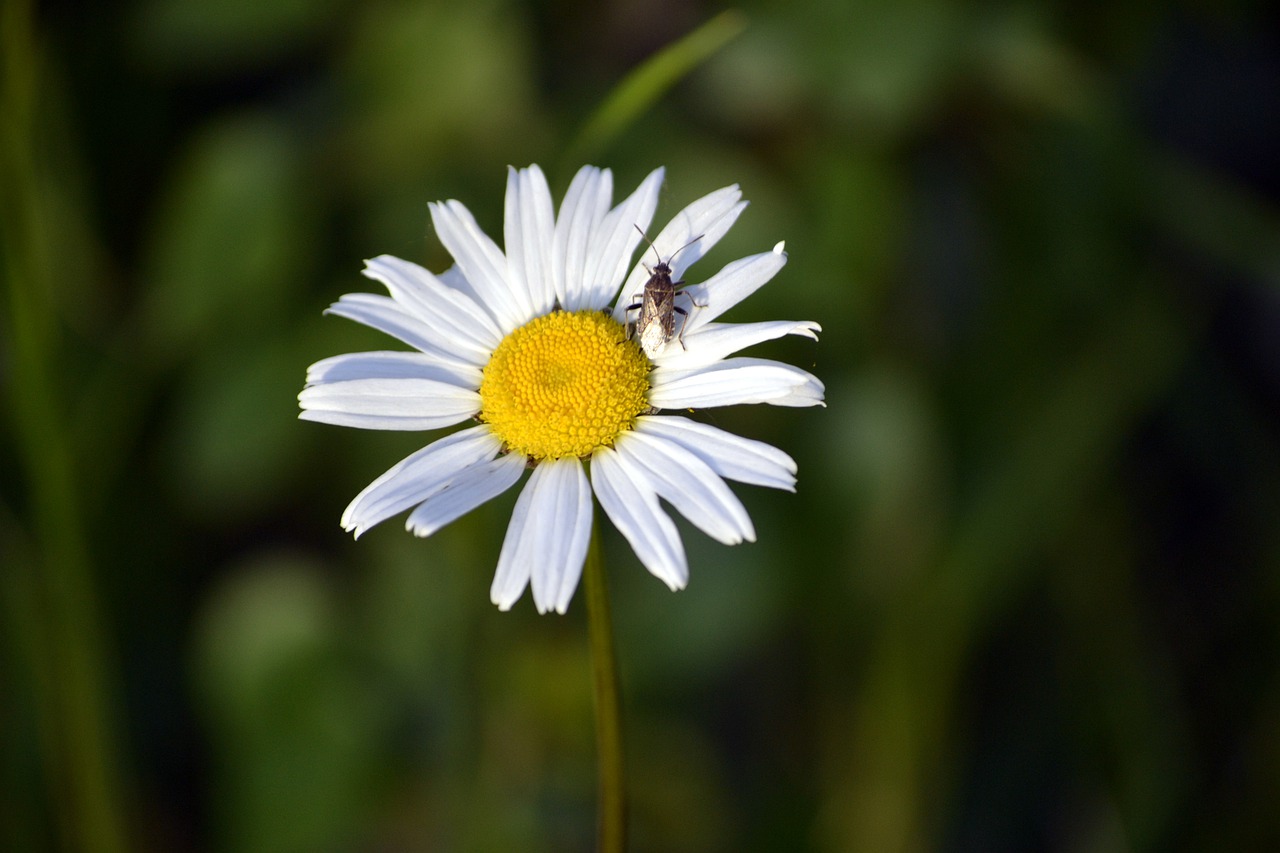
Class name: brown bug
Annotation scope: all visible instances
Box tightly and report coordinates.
[627,227,703,358]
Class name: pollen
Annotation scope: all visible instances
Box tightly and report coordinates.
[479,310,651,461]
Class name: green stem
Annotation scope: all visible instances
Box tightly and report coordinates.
[583,519,626,853]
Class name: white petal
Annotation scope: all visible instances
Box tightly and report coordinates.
[649,357,826,409]
[591,447,688,590]
[405,452,526,537]
[678,246,788,335]
[612,431,755,545]
[430,199,527,330]
[634,415,797,491]
[656,185,747,280]
[505,165,557,315]
[612,184,746,320]
[555,166,613,309]
[491,459,593,614]
[325,294,478,370]
[339,425,502,536]
[654,320,822,370]
[584,167,665,310]
[305,350,481,389]
[298,377,480,431]
[437,264,481,306]
[362,255,502,354]
[767,386,827,407]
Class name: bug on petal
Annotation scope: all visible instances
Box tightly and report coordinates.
[627,227,703,358]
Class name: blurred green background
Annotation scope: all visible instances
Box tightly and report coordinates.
[4,0,1280,850]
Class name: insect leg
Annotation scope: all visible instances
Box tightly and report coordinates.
[624,293,644,340]
[673,304,692,349]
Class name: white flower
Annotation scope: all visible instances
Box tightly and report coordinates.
[299,165,824,614]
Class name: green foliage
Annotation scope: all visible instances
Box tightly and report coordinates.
[4,0,1280,851]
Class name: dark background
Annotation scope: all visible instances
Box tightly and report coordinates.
[3,0,1279,850]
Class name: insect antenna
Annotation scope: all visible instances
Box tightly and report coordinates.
[633,225,704,272]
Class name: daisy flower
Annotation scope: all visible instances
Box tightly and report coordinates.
[299,165,824,614]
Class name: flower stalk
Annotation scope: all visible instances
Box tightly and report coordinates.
[583,518,626,853]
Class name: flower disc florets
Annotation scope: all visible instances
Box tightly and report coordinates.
[479,309,650,460]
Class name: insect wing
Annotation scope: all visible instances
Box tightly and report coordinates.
[637,282,677,357]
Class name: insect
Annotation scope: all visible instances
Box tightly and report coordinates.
[627,227,703,358]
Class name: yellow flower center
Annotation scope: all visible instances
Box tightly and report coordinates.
[479,310,650,460]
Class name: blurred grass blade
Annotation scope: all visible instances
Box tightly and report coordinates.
[1144,151,1280,292]
[561,10,746,169]
[1,3,130,852]
[975,19,1280,293]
